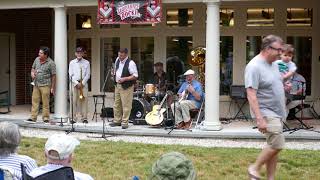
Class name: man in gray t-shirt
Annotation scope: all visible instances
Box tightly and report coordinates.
[245,35,286,180]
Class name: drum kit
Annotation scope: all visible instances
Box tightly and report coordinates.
[130,82,173,127]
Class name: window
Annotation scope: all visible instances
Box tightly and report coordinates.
[166,36,193,89]
[246,36,262,63]
[76,14,92,29]
[287,37,312,95]
[131,37,154,84]
[167,8,193,27]
[100,38,120,92]
[220,9,234,27]
[247,8,274,26]
[76,38,92,91]
[220,36,233,95]
[287,8,312,27]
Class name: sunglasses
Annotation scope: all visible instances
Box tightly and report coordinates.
[268,46,283,52]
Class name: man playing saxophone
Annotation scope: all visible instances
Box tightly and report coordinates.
[171,69,203,129]
[69,47,91,123]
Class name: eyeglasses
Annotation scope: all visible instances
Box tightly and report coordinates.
[268,46,283,52]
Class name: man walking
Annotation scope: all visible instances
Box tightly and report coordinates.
[27,47,56,123]
[245,35,286,180]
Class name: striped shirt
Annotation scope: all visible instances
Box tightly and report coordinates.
[0,154,37,180]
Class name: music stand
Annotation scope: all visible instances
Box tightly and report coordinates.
[66,75,76,134]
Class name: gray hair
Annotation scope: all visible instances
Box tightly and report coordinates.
[261,35,284,51]
[0,122,21,155]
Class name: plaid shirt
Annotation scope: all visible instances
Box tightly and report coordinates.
[32,57,56,86]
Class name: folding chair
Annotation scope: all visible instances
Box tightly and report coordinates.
[0,167,14,180]
[187,99,205,129]
[21,163,75,180]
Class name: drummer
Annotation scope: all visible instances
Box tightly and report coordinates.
[153,62,167,94]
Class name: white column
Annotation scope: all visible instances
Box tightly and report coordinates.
[53,6,68,119]
[200,0,222,131]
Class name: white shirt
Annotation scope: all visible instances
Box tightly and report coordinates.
[115,57,138,83]
[69,58,91,87]
[29,164,94,180]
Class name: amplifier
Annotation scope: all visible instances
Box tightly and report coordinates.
[230,85,247,99]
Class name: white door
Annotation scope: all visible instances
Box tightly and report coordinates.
[0,35,10,94]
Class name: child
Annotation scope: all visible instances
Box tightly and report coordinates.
[275,44,297,81]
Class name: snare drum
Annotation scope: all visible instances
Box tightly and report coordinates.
[145,84,155,95]
[130,98,151,120]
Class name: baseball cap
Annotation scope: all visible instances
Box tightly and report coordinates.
[150,152,196,180]
[45,134,80,160]
[184,69,195,76]
[76,47,84,52]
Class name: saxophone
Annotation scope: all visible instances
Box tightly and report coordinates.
[79,67,84,100]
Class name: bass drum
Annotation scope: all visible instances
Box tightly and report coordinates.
[130,98,151,120]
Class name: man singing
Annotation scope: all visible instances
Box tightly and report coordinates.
[110,48,138,129]
[171,69,203,129]
[68,47,91,123]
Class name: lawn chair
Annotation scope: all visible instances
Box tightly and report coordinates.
[21,163,74,180]
[0,91,10,114]
[0,167,14,180]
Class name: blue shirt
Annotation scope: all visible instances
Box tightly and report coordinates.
[178,80,203,108]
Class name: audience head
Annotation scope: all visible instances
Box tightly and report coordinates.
[45,134,80,166]
[150,152,196,180]
[0,122,21,156]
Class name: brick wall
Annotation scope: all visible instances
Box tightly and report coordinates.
[0,9,53,104]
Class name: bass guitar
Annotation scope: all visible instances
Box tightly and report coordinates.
[145,93,169,126]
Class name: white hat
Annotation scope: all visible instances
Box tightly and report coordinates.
[184,69,195,76]
[45,134,80,160]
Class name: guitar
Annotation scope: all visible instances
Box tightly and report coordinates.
[178,82,191,103]
[145,93,169,126]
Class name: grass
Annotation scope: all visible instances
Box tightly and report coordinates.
[19,137,320,180]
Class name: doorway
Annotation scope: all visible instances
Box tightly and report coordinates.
[0,33,16,105]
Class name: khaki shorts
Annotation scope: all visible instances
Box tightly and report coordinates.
[264,117,285,150]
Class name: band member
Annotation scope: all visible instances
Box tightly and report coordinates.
[286,72,306,119]
[110,48,138,129]
[245,35,286,180]
[153,62,167,93]
[171,69,203,129]
[27,47,56,123]
[68,47,91,123]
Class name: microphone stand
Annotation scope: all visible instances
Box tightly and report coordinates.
[167,71,177,134]
[66,75,76,134]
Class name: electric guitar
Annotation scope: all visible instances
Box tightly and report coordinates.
[145,93,169,126]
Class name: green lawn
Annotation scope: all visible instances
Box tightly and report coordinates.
[19,137,320,180]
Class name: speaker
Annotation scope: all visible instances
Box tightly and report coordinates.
[230,85,246,98]
[101,107,114,118]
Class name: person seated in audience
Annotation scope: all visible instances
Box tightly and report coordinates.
[148,151,196,180]
[29,134,93,180]
[286,72,306,119]
[0,121,37,179]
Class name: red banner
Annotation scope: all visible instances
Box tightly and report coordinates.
[97,0,162,24]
